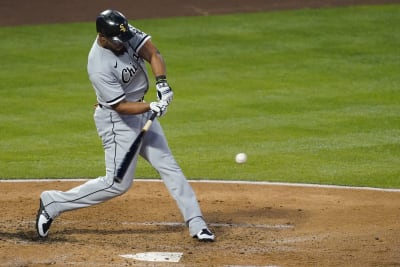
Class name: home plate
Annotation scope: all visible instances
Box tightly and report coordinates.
[120,252,183,263]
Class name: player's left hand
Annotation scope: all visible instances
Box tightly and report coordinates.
[150,100,168,117]
[156,79,173,104]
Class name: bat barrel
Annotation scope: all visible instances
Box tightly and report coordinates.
[114,176,123,183]
[113,112,157,184]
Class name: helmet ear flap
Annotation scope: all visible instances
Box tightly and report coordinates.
[95,16,107,35]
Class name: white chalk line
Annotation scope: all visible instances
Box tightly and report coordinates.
[19,219,293,230]
[1,178,399,192]
[19,220,293,230]
[120,221,293,229]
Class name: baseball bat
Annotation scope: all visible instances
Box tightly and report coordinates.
[113,112,157,183]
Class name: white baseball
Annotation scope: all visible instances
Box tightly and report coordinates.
[235,153,247,164]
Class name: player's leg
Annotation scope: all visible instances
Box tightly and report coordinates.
[42,110,138,215]
[139,119,213,240]
[36,109,139,237]
[40,176,123,218]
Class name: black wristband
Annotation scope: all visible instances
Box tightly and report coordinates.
[156,75,167,83]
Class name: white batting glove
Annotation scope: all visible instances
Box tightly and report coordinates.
[156,78,173,104]
[150,100,168,117]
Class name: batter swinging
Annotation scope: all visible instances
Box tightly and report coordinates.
[35,9,215,242]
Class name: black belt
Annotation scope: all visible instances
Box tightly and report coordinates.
[98,103,112,109]
[98,98,143,109]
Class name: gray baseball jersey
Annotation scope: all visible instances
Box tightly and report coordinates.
[89,25,150,106]
[39,25,208,237]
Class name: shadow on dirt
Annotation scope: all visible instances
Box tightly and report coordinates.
[0,230,69,243]
[0,224,183,243]
[204,205,307,225]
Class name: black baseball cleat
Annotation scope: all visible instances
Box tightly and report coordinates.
[194,228,215,242]
[36,199,53,238]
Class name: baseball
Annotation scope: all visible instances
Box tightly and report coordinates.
[235,153,247,164]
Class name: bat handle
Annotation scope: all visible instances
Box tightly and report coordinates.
[148,111,157,122]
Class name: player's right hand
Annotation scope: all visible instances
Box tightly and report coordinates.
[150,100,168,117]
[156,80,173,104]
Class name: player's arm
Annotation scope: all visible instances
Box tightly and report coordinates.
[139,39,166,78]
[112,99,168,117]
[112,99,150,115]
[112,39,171,116]
[139,40,174,104]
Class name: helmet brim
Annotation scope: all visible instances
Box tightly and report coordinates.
[112,30,133,43]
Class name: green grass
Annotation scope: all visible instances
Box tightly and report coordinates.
[0,5,399,188]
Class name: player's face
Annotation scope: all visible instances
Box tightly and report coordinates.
[98,34,126,55]
[106,37,125,52]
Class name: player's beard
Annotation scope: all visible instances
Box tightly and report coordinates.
[104,41,127,56]
[113,46,127,56]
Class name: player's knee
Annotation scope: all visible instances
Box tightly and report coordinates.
[111,180,133,195]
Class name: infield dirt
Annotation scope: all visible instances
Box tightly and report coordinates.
[1,0,400,266]
[1,180,400,266]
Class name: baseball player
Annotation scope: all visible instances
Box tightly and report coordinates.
[35,9,215,242]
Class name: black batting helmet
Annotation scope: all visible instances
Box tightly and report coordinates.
[96,9,133,43]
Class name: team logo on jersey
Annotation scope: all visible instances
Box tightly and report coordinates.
[119,24,127,33]
[121,64,138,83]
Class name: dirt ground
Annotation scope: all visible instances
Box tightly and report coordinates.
[1,0,400,26]
[0,180,399,266]
[1,0,400,266]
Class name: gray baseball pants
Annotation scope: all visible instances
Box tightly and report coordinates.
[40,107,207,236]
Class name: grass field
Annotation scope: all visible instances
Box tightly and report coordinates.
[0,4,399,188]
